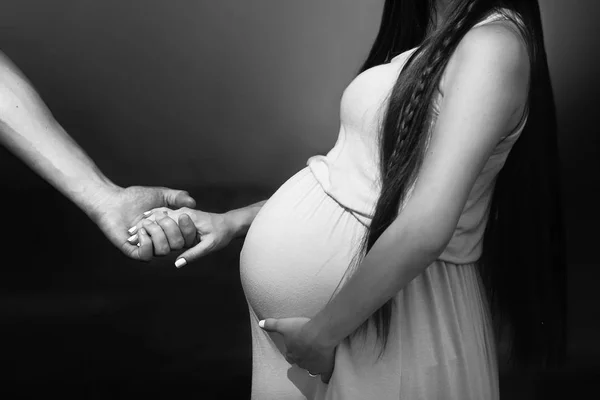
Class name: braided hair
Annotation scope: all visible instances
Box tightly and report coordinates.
[324,0,567,370]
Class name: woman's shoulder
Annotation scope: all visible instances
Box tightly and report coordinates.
[473,8,528,50]
[437,16,530,127]
[463,18,528,62]
[442,20,530,92]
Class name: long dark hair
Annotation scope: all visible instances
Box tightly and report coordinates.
[325,0,567,370]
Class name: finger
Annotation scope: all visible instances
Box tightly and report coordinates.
[128,210,159,235]
[155,214,186,250]
[173,236,214,268]
[127,232,139,245]
[141,220,170,256]
[127,210,165,243]
[178,214,198,248]
[120,240,141,260]
[258,318,279,333]
[135,227,154,262]
[128,207,184,239]
[162,188,196,209]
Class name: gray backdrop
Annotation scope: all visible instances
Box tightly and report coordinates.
[0,0,598,371]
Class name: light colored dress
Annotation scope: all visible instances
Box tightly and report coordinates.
[240,10,526,400]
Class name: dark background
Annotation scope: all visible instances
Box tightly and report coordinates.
[0,0,598,399]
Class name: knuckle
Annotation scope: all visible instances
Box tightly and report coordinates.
[172,238,185,249]
[183,212,197,222]
[182,225,197,238]
[156,216,175,229]
[156,209,168,217]
[142,219,155,228]
[155,246,169,256]
[179,213,192,223]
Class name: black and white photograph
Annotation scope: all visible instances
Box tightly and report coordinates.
[0,0,598,399]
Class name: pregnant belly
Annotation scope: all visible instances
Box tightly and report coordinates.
[240,167,366,321]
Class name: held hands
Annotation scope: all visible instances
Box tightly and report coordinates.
[88,185,197,261]
[259,317,336,384]
[126,206,236,267]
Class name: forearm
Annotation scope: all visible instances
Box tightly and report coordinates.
[305,213,444,348]
[223,199,269,238]
[0,52,118,216]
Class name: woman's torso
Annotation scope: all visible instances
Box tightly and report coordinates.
[306,8,528,264]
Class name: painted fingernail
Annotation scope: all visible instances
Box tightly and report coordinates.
[136,242,141,247]
[258,320,265,328]
[175,258,187,268]
[128,226,137,234]
[143,211,153,217]
[127,234,138,242]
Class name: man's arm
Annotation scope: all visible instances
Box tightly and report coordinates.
[0,50,196,261]
[0,50,119,218]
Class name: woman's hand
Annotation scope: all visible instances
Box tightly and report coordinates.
[127,207,237,267]
[259,317,336,384]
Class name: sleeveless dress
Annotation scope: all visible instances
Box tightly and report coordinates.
[240,11,527,400]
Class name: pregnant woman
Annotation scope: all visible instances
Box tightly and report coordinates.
[130,0,566,398]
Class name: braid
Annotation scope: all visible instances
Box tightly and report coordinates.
[389,0,478,166]
[369,0,482,359]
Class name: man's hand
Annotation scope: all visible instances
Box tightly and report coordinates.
[88,185,196,261]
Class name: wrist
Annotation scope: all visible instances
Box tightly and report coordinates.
[222,208,249,238]
[302,316,339,350]
[77,178,123,223]
[223,200,267,238]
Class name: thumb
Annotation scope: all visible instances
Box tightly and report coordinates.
[123,227,153,262]
[173,237,214,268]
[161,188,197,209]
[258,318,280,333]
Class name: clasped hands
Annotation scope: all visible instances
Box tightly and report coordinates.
[125,206,235,267]
[103,189,336,383]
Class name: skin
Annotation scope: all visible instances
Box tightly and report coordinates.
[0,50,198,261]
[129,202,265,268]
[132,0,530,383]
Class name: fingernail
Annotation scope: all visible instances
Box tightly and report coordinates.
[175,258,187,268]
[258,320,265,328]
[128,226,137,234]
[139,228,147,236]
[127,234,138,242]
[143,211,152,217]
